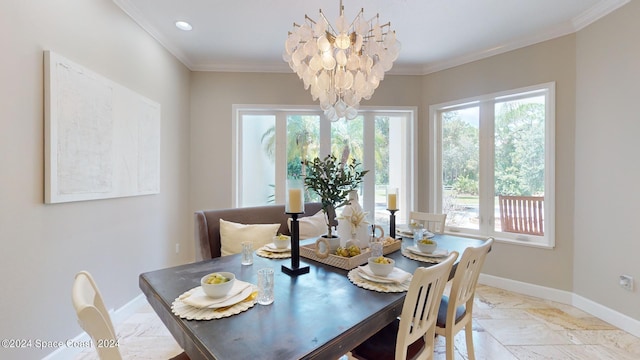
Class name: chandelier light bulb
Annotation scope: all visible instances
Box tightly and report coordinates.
[285,0,399,121]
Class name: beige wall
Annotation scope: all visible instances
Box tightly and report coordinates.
[0,1,191,358]
[575,1,640,319]
[421,35,577,291]
[189,72,422,211]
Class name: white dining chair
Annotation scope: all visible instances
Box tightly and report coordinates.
[351,251,459,360]
[72,271,189,360]
[409,212,447,234]
[435,238,493,360]
[72,271,122,360]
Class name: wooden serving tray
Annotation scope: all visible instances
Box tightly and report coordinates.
[299,239,401,270]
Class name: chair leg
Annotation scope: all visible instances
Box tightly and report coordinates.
[465,322,475,360]
[445,328,455,360]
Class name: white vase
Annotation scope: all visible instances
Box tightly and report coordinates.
[314,235,340,258]
[337,191,369,248]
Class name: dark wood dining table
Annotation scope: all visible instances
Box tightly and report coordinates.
[139,234,487,360]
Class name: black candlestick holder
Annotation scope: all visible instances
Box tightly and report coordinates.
[387,209,398,238]
[282,212,310,276]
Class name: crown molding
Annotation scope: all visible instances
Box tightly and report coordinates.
[420,21,576,75]
[572,0,630,31]
[419,0,630,75]
[112,0,195,70]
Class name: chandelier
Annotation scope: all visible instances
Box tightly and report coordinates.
[283,1,401,121]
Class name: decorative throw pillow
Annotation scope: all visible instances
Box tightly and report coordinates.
[219,219,280,256]
[288,210,327,239]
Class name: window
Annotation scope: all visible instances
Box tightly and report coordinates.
[234,106,416,228]
[429,83,555,247]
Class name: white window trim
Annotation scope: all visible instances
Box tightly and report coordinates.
[233,105,418,223]
[428,82,555,249]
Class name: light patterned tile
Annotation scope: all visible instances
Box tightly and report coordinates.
[74,350,99,360]
[118,335,184,359]
[507,344,638,360]
[476,291,551,310]
[433,326,518,360]
[477,319,575,346]
[118,313,175,338]
[525,308,616,331]
[567,329,640,355]
[474,307,534,320]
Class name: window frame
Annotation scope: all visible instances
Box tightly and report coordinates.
[428,82,556,248]
[233,104,418,226]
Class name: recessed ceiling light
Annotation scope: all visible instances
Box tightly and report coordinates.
[175,21,192,31]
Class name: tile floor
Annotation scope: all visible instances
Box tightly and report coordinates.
[75,284,640,359]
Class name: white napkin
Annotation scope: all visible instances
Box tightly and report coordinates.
[180,280,251,308]
[358,265,412,284]
[397,228,435,239]
[425,248,448,257]
[265,243,291,253]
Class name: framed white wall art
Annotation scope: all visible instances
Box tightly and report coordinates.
[44,51,160,204]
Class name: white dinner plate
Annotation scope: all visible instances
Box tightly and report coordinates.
[207,286,254,309]
[397,229,435,239]
[263,244,291,253]
[357,270,396,284]
[407,246,449,258]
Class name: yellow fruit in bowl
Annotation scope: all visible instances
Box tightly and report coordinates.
[372,256,392,264]
[418,239,435,245]
[368,256,395,276]
[205,273,230,284]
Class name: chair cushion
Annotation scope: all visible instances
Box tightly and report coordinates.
[436,295,466,328]
[219,219,280,256]
[351,318,425,360]
[288,210,326,239]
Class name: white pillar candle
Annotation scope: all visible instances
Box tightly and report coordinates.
[288,188,303,213]
[387,187,398,210]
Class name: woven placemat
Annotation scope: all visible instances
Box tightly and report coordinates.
[256,246,291,259]
[171,285,258,320]
[401,248,451,264]
[347,268,410,293]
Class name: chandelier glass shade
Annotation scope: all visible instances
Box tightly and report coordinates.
[283,2,401,121]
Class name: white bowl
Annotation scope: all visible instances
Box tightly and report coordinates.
[272,235,291,249]
[368,257,395,277]
[417,239,437,254]
[201,272,235,298]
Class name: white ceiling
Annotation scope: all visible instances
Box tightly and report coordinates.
[113,0,628,75]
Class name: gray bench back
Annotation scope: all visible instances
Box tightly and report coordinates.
[195,203,323,260]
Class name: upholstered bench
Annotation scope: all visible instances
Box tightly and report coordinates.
[194,203,323,260]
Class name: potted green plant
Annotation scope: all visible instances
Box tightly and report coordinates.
[303,154,368,239]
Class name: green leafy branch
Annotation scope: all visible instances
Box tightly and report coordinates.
[303,154,368,237]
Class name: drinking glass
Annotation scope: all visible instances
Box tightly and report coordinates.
[241,241,253,265]
[257,268,275,305]
[370,241,383,258]
[413,224,424,247]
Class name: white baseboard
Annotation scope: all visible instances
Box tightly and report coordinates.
[43,294,147,360]
[479,274,640,338]
[572,293,640,338]
[479,273,574,304]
